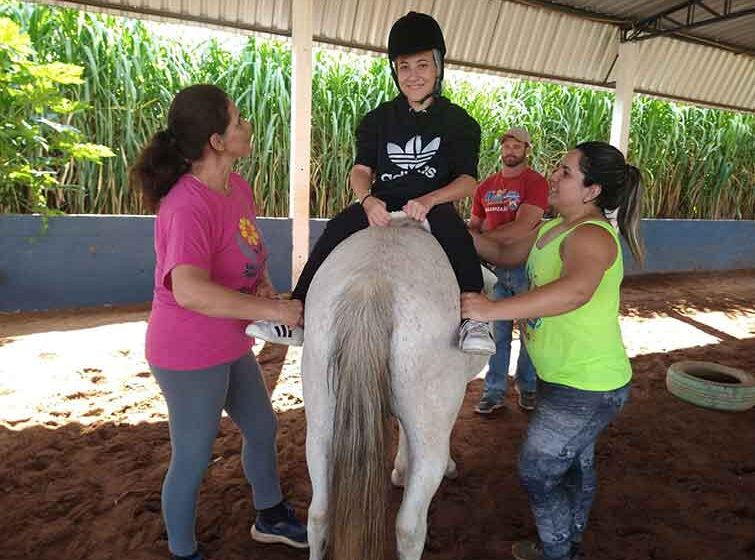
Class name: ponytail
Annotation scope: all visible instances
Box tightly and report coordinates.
[129,129,189,212]
[576,141,645,265]
[616,164,645,265]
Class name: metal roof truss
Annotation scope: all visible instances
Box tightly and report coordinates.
[623,0,755,55]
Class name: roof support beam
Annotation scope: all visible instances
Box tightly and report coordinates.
[289,0,313,287]
[610,40,638,156]
[623,1,755,44]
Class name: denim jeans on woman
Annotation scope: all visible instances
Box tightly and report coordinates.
[518,380,631,560]
[482,265,537,398]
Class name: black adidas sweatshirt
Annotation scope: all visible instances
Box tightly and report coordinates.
[354,95,481,207]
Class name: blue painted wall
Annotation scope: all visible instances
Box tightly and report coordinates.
[624,219,755,274]
[1,215,753,311]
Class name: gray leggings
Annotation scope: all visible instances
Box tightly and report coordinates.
[151,353,282,556]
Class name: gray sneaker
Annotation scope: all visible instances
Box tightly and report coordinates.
[515,385,537,411]
[459,320,496,355]
[245,320,304,346]
[474,392,507,415]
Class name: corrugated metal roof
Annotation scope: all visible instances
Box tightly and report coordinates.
[552,0,755,54]
[30,0,755,111]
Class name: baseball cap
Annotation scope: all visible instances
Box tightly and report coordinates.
[501,127,531,145]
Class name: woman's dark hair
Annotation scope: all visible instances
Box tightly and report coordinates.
[576,141,645,265]
[130,84,231,211]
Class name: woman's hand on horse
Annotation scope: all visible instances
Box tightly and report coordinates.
[277,299,304,327]
[402,197,432,222]
[461,292,497,321]
[364,196,391,227]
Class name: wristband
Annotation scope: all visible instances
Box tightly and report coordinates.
[360,193,374,206]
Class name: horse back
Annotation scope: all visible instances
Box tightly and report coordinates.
[304,224,469,388]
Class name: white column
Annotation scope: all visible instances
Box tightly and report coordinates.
[289,0,313,286]
[610,40,639,155]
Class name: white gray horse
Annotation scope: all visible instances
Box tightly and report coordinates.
[301,214,488,560]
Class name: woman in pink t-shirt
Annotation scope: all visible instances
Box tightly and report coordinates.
[130,84,306,560]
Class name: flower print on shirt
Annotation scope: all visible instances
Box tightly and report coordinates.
[239,217,260,246]
[236,216,265,283]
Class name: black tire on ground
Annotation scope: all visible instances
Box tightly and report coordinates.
[666,361,755,412]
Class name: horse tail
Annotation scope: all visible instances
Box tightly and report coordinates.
[328,275,393,560]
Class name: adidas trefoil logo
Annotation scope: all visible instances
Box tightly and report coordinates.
[387,136,440,170]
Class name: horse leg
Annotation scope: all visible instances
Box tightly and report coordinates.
[306,429,330,560]
[392,420,408,487]
[394,422,455,486]
[395,418,456,488]
[395,429,451,560]
[303,354,333,560]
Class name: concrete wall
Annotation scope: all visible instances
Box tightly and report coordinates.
[1,215,753,311]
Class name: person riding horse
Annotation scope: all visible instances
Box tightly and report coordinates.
[247,11,496,357]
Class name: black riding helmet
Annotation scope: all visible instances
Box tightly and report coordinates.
[387,12,446,99]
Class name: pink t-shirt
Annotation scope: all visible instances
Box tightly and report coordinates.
[146,173,268,370]
[472,167,549,231]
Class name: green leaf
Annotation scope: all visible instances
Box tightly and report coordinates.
[29,62,84,85]
[65,142,116,160]
[0,17,32,57]
[34,116,79,134]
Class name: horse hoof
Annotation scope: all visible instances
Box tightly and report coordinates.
[391,468,406,487]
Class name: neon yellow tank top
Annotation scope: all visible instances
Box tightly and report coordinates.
[524,217,632,391]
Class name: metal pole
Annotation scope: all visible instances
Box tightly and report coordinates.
[610,40,638,155]
[289,0,313,288]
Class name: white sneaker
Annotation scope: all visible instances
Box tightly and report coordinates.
[459,319,496,355]
[245,321,304,346]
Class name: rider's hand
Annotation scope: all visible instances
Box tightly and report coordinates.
[363,196,390,227]
[460,292,499,322]
[402,195,433,222]
[276,299,304,327]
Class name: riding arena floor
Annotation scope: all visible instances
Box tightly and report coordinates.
[0,270,753,560]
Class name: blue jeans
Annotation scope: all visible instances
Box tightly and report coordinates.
[518,380,631,560]
[483,265,536,398]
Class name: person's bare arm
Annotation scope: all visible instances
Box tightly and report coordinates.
[350,163,374,203]
[468,213,484,233]
[403,174,477,221]
[254,267,278,299]
[484,203,544,245]
[462,224,617,321]
[351,164,391,227]
[471,226,539,269]
[171,265,302,325]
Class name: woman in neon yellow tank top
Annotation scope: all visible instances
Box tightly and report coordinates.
[462,141,644,560]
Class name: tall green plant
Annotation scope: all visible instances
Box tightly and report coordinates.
[0,16,112,215]
[630,97,755,219]
[3,1,753,220]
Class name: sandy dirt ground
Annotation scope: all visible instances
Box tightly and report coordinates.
[0,270,753,560]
